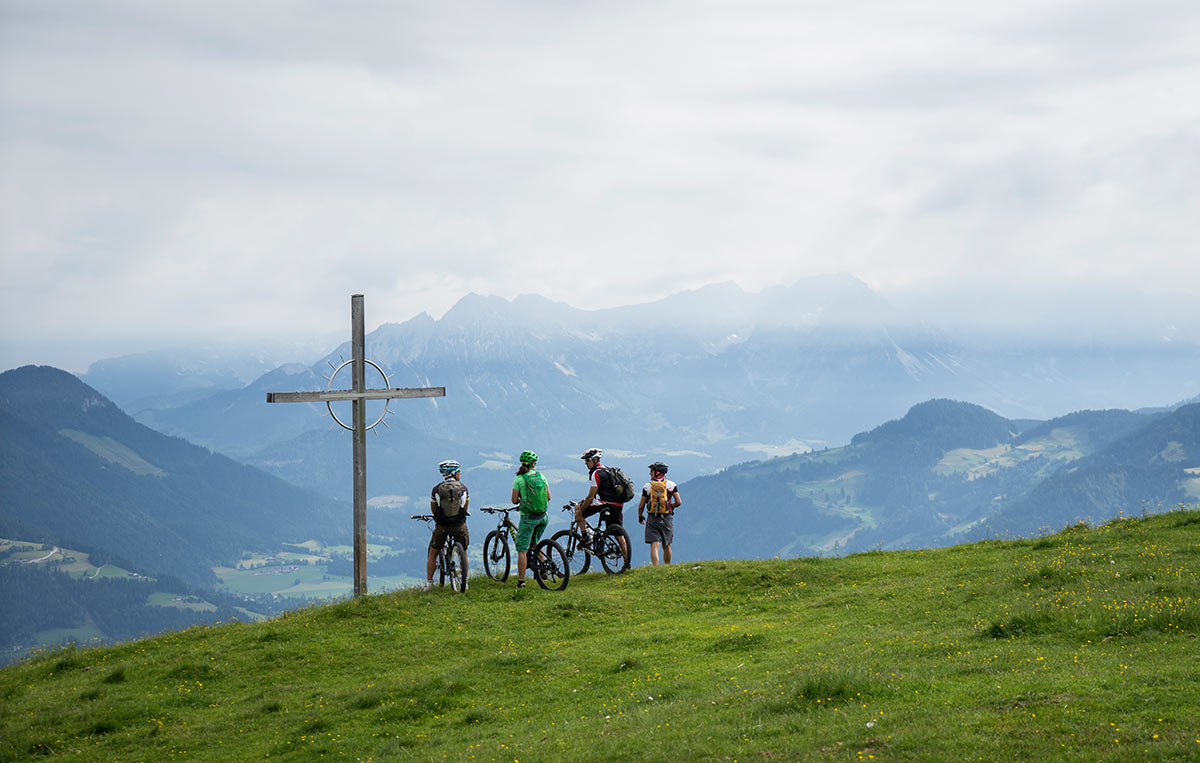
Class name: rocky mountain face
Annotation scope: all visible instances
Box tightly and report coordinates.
[133,278,978,492]
[78,276,1200,515]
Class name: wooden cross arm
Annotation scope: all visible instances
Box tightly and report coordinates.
[266,387,446,404]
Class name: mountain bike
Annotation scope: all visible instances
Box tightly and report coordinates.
[410,514,468,592]
[553,501,631,575]
[478,507,570,591]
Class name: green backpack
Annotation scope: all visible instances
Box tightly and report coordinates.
[520,471,549,516]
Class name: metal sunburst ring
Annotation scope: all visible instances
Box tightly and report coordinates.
[325,358,390,431]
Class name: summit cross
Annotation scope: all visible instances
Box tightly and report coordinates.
[266,294,445,597]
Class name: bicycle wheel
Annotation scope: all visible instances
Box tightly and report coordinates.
[551,529,590,576]
[599,525,632,574]
[440,542,468,592]
[532,539,569,591]
[483,530,510,582]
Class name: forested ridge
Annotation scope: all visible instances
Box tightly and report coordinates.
[0,366,348,585]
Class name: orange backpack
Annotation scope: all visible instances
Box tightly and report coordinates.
[648,479,672,515]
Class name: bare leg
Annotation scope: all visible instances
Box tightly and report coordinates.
[517,551,528,582]
[650,541,660,565]
[425,546,438,583]
[664,544,672,564]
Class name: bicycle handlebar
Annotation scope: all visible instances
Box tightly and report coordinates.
[410,514,434,521]
[479,506,517,514]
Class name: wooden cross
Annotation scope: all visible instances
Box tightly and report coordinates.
[266,294,445,597]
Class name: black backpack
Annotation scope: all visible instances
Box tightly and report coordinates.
[434,480,467,524]
[597,466,636,504]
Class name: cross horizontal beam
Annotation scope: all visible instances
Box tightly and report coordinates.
[266,387,445,404]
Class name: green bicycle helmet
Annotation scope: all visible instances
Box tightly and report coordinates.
[519,450,538,464]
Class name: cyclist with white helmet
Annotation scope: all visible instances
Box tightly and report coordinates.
[426,459,469,591]
[574,448,626,543]
[511,450,551,589]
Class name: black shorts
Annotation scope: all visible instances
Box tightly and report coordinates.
[429,522,469,550]
[582,503,623,527]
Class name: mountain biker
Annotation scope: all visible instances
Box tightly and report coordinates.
[637,461,681,565]
[574,448,629,560]
[511,450,551,589]
[427,459,469,591]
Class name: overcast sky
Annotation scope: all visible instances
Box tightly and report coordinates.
[2,0,1199,372]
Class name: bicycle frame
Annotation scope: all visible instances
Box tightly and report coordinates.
[557,502,631,574]
[480,506,569,590]
[410,514,468,592]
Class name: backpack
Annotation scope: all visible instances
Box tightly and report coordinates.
[597,466,636,504]
[519,471,549,516]
[648,479,672,515]
[434,480,467,524]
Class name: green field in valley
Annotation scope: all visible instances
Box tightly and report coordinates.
[0,538,144,581]
[147,593,217,612]
[2,509,1198,761]
[214,542,424,599]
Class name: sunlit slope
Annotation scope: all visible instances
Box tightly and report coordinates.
[2,509,1197,761]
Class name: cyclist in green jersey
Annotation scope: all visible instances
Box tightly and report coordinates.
[511,450,551,589]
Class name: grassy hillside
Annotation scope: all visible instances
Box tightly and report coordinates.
[2,509,1198,761]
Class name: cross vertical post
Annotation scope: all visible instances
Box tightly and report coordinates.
[266,294,445,598]
[351,294,368,598]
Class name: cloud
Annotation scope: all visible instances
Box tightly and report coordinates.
[2,0,1199,371]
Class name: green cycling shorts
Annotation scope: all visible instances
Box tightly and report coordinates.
[514,513,548,553]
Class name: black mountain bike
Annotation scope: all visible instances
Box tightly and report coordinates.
[479,507,570,591]
[553,501,631,576]
[411,514,468,592]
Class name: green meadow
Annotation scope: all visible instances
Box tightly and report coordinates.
[0,539,141,581]
[2,509,1198,761]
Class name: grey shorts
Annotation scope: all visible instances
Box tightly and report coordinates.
[644,513,673,546]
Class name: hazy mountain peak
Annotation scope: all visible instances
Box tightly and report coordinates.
[511,293,568,309]
[441,293,512,324]
[397,312,436,327]
[852,398,1014,451]
[2,366,118,427]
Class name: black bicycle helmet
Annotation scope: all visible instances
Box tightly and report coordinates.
[648,461,668,474]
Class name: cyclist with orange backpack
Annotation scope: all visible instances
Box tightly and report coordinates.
[637,461,681,565]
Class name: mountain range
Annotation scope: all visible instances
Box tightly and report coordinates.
[673,398,1200,561]
[84,276,1200,512]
